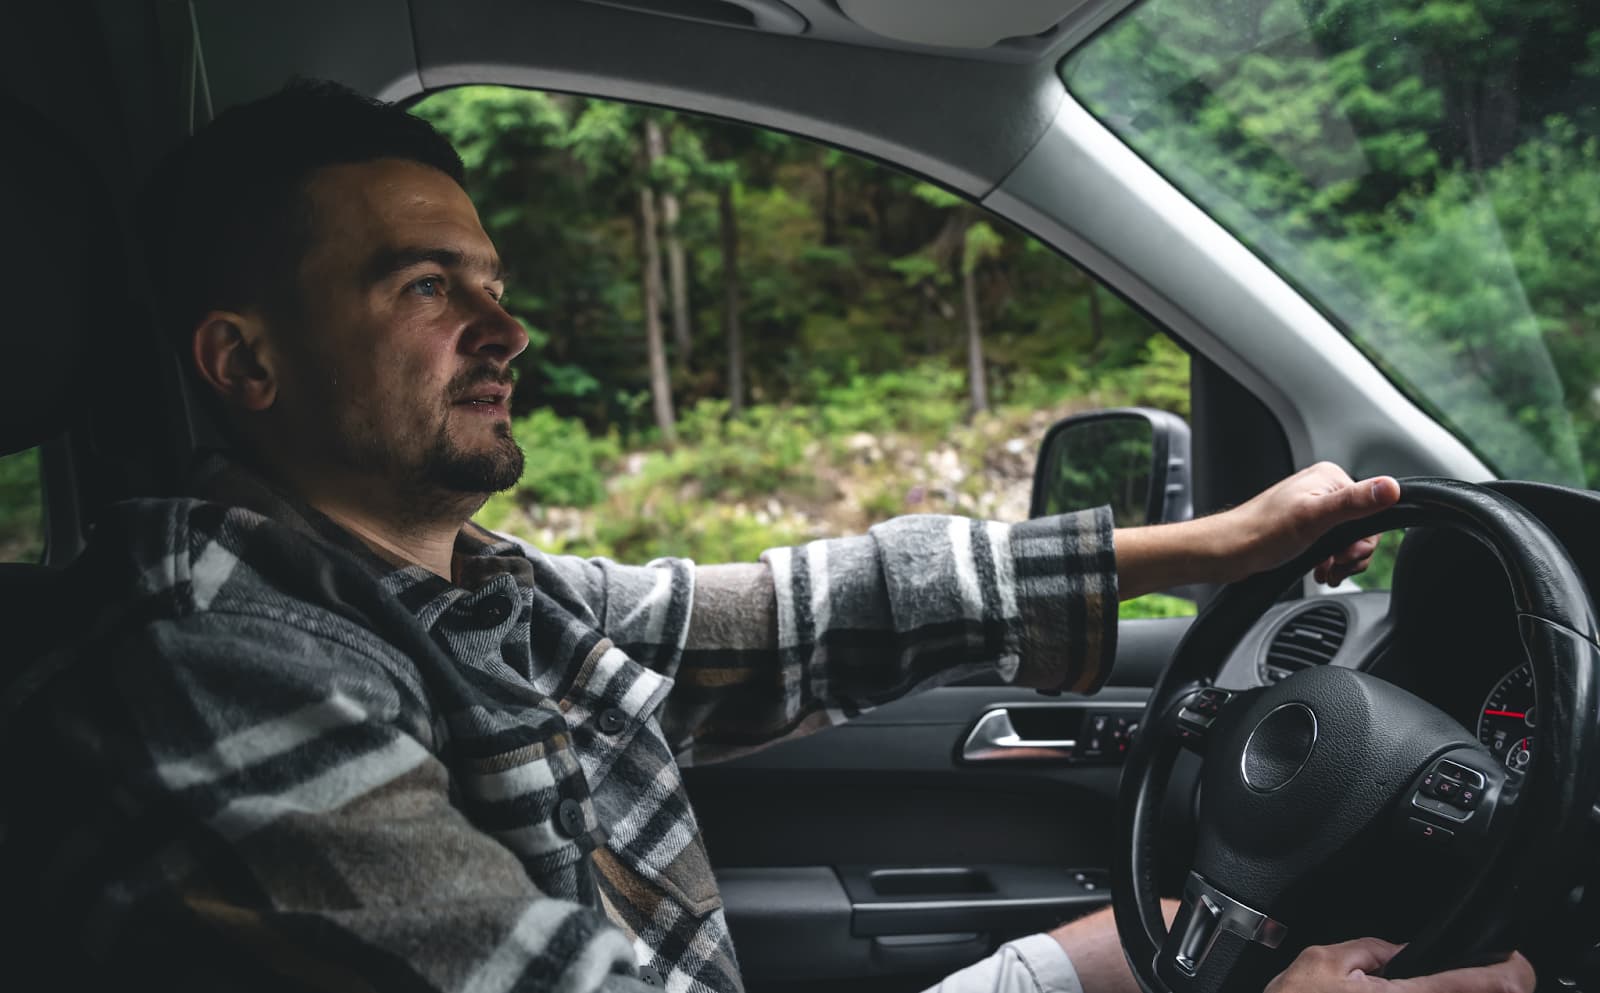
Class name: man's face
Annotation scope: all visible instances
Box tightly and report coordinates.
[262,158,528,506]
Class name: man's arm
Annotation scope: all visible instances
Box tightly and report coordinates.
[542,463,1399,763]
[1116,463,1401,598]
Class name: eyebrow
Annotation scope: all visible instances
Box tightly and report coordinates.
[362,246,509,286]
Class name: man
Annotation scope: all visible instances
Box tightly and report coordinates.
[2,82,1532,993]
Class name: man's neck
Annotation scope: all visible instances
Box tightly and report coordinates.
[255,456,483,580]
[312,500,464,579]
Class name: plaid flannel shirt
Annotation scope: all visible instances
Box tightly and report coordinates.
[2,458,1117,992]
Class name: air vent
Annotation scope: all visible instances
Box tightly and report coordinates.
[1260,603,1348,684]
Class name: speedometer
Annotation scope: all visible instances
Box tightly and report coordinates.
[1477,662,1535,773]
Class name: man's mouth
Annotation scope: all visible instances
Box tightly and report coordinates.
[453,385,511,411]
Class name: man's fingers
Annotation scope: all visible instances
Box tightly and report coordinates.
[1331,536,1379,566]
[1316,937,1405,976]
[1390,952,1535,993]
[1319,474,1402,524]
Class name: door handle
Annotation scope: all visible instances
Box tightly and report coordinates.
[960,708,1076,762]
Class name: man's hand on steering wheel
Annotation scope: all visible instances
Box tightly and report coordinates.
[1265,940,1534,993]
[1114,462,1402,599]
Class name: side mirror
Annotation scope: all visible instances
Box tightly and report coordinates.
[1030,407,1193,525]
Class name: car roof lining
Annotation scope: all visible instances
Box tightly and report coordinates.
[186,0,1078,198]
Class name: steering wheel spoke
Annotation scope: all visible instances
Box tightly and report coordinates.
[1155,871,1289,993]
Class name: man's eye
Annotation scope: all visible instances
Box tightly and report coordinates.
[410,276,445,298]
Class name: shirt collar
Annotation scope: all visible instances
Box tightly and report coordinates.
[187,453,535,613]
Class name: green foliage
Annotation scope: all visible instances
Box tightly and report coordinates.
[509,409,620,507]
[0,447,43,563]
[909,182,964,209]
[814,363,968,438]
[1064,0,1600,487]
[962,221,1004,276]
[588,500,810,564]
[1038,417,1156,526]
[414,86,1174,437]
[1120,593,1199,620]
[646,399,826,501]
[1350,530,1404,591]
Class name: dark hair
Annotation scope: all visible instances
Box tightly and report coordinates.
[139,78,465,352]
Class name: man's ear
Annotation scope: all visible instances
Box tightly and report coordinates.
[192,311,278,412]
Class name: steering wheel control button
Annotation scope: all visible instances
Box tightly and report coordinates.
[1411,792,1471,823]
[1406,817,1455,845]
[1177,688,1232,746]
[1241,703,1318,793]
[1417,759,1487,812]
[1438,760,1486,788]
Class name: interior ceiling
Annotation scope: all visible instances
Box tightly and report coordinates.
[835,0,1092,51]
[187,0,1109,197]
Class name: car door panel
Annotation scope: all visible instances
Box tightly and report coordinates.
[683,616,1195,990]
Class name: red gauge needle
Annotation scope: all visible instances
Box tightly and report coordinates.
[1484,709,1526,718]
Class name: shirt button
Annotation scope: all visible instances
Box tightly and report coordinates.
[453,593,514,628]
[597,708,627,735]
[555,797,586,839]
[637,965,663,986]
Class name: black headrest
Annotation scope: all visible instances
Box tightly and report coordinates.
[0,96,112,457]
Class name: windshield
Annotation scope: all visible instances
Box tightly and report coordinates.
[1062,0,1600,486]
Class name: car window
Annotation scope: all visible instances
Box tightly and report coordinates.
[1062,0,1600,489]
[411,87,1194,618]
[0,447,45,563]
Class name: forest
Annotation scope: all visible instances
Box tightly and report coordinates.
[5,0,1599,616]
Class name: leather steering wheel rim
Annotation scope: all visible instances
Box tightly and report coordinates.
[1112,477,1600,993]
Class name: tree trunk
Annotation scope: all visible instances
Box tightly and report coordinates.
[821,157,837,246]
[1087,279,1104,353]
[718,182,746,416]
[664,196,692,361]
[639,182,676,445]
[645,118,692,362]
[962,250,989,416]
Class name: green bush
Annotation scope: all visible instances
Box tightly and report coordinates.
[0,447,43,563]
[650,398,827,501]
[587,498,809,563]
[1119,593,1199,620]
[510,408,620,507]
[815,362,968,438]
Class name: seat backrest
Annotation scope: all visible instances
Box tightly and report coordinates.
[0,563,63,672]
[0,94,117,676]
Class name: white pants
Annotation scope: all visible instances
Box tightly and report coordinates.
[921,934,1086,993]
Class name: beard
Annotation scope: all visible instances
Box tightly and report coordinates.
[325,366,526,520]
[418,415,524,494]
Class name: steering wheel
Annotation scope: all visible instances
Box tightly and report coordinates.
[1112,478,1600,993]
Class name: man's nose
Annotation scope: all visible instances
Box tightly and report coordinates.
[461,290,529,361]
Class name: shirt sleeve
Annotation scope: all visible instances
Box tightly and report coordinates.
[13,610,650,993]
[540,509,1119,764]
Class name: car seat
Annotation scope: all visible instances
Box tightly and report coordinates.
[0,93,181,674]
